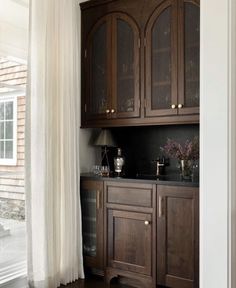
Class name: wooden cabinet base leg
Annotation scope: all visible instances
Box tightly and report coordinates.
[105,268,118,284]
[105,268,155,288]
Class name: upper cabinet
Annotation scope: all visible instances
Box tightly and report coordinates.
[145,0,199,117]
[178,0,200,115]
[145,0,178,117]
[84,13,140,123]
[86,16,110,121]
[80,0,200,127]
[113,14,140,119]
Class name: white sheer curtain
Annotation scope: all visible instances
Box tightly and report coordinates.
[25,0,84,287]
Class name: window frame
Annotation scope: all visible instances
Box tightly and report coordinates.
[0,95,17,166]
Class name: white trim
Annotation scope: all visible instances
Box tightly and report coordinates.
[0,90,25,98]
[200,0,228,287]
[4,56,27,65]
[0,96,17,166]
[200,0,236,287]
[229,0,236,286]
[0,83,26,92]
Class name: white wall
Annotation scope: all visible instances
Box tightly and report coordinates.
[200,0,235,287]
[229,0,236,286]
[79,128,100,173]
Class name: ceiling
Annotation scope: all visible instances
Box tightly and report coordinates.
[0,0,28,92]
[11,0,29,7]
[0,0,29,60]
[0,0,29,29]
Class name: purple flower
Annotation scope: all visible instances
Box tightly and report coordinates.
[161,137,199,161]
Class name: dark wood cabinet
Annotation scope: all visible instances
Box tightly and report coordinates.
[157,185,199,288]
[145,0,178,117]
[85,16,110,122]
[178,0,200,115]
[84,12,140,124]
[107,209,152,275]
[80,0,200,127]
[80,176,199,288]
[145,0,199,118]
[80,179,104,271]
[104,181,156,288]
[112,14,140,119]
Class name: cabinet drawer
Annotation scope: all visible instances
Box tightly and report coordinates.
[105,181,154,208]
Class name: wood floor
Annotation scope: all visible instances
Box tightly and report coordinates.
[60,275,167,288]
[60,275,130,288]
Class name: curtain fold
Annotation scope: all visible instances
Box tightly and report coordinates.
[25,0,84,287]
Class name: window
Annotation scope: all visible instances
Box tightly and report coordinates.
[0,97,17,165]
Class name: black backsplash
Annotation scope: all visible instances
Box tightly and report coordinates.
[109,124,199,177]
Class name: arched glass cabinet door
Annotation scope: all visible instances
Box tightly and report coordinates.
[85,15,111,121]
[178,0,200,115]
[111,13,140,119]
[145,0,178,117]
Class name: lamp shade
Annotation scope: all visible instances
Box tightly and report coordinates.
[93,129,117,147]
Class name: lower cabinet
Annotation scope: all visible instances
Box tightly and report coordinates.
[80,177,199,288]
[157,185,199,288]
[80,179,104,271]
[107,209,152,275]
[104,181,156,288]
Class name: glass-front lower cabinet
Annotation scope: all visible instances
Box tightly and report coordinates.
[81,179,104,271]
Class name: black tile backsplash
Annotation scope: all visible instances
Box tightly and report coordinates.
[109,124,199,177]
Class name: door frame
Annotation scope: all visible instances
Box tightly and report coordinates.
[200,0,236,287]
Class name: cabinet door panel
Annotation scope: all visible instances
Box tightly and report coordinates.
[107,209,152,275]
[157,185,199,288]
[86,17,111,121]
[178,0,200,115]
[166,197,194,279]
[113,14,140,119]
[146,0,178,117]
[81,180,104,269]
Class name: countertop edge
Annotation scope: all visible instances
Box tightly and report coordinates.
[80,173,199,188]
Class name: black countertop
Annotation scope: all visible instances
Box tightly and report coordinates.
[80,173,199,187]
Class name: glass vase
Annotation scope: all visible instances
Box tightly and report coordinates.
[179,159,193,180]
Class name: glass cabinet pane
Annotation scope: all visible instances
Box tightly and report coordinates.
[117,19,135,113]
[81,189,97,257]
[184,3,200,107]
[90,22,108,115]
[151,7,171,110]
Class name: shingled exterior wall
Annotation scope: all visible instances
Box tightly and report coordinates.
[0,95,25,203]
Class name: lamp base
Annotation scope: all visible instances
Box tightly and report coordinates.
[101,146,110,176]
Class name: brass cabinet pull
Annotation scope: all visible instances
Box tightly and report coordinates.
[111,109,115,114]
[96,190,100,209]
[171,104,176,109]
[144,220,150,225]
[106,109,110,114]
[178,104,183,108]
[159,196,163,217]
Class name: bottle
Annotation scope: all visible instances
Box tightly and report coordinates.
[114,148,125,177]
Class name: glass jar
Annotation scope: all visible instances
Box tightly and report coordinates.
[114,148,125,177]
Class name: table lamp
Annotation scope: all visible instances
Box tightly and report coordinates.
[93,129,117,173]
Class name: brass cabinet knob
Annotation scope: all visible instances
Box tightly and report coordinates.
[111,109,115,114]
[178,104,183,108]
[171,104,176,109]
[144,220,149,226]
[106,109,110,114]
